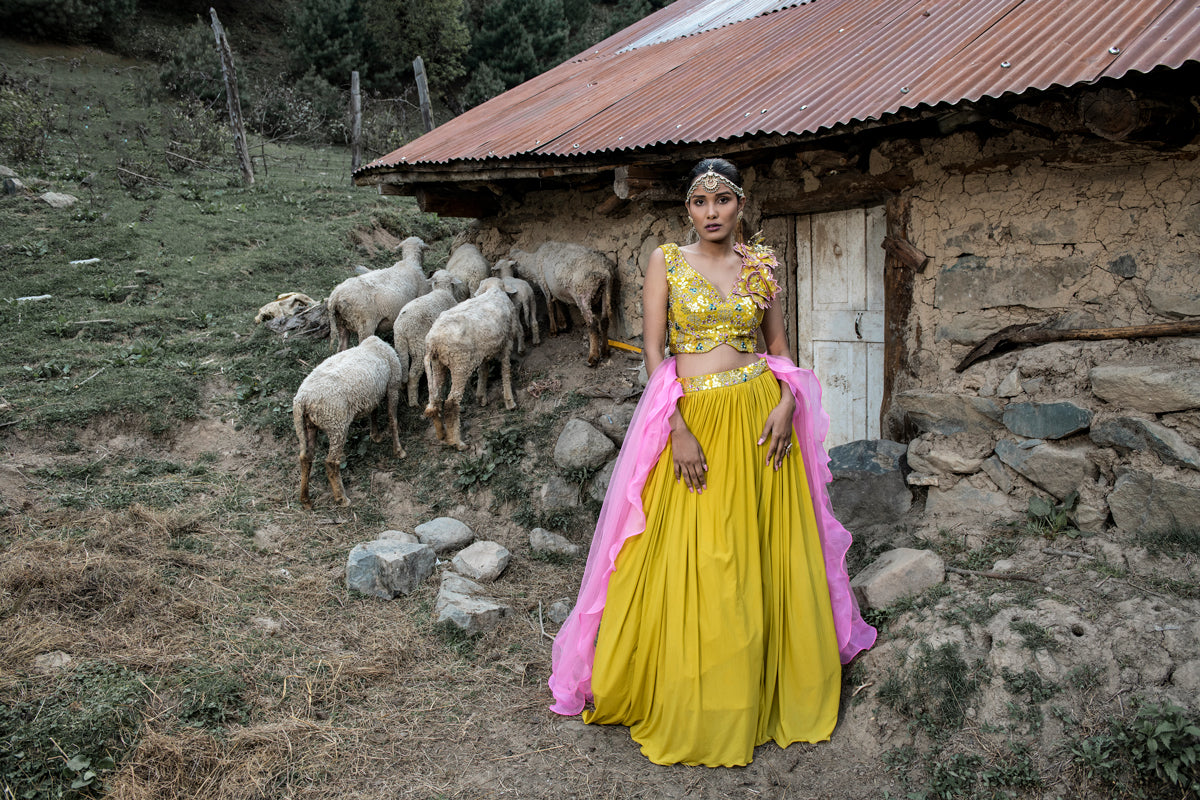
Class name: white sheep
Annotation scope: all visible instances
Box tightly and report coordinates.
[328,236,429,351]
[424,284,521,450]
[488,260,540,345]
[509,242,614,366]
[393,269,462,408]
[444,242,490,296]
[292,336,405,508]
[254,291,316,324]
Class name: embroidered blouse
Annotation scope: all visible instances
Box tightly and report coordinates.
[662,242,781,355]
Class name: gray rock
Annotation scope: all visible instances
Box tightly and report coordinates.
[594,405,636,445]
[997,368,1022,398]
[1090,417,1200,470]
[1107,254,1137,278]
[435,574,511,635]
[1002,402,1092,440]
[414,517,474,554]
[529,527,580,557]
[346,540,436,599]
[980,456,1014,493]
[39,191,78,208]
[828,440,912,528]
[540,475,580,508]
[935,253,1089,312]
[850,548,945,610]
[994,439,1098,500]
[925,482,1012,516]
[452,540,511,582]
[547,599,572,626]
[1090,365,1200,413]
[553,418,617,470]
[907,472,939,486]
[895,391,1003,435]
[379,529,419,544]
[0,165,16,178]
[1073,501,1107,533]
[3,177,25,195]
[1108,470,1200,533]
[588,458,616,503]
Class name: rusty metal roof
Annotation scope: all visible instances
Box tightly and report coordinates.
[357,0,1200,178]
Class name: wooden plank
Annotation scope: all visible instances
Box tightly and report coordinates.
[413,56,434,132]
[812,208,865,310]
[867,205,886,311]
[867,342,885,440]
[816,340,866,448]
[794,215,814,369]
[882,195,915,439]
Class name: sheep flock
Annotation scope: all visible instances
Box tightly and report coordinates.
[284,238,616,508]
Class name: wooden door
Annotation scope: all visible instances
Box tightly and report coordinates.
[784,207,886,449]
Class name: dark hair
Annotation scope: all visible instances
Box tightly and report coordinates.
[686,157,741,189]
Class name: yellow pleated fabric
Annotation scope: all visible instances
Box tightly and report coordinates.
[582,368,842,767]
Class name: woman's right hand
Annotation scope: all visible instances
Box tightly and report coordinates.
[670,420,708,493]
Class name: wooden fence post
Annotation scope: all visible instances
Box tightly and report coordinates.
[413,56,434,133]
[350,70,362,177]
[209,8,254,185]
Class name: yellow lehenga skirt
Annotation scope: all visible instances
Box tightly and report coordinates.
[582,362,842,766]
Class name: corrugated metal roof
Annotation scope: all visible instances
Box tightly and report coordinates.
[357,0,1200,178]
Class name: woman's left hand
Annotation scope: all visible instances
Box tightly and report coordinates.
[758,394,796,471]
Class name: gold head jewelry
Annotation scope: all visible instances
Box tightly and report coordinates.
[686,167,744,200]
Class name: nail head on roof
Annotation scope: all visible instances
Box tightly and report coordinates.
[1001,61,1011,68]
[1109,46,1121,55]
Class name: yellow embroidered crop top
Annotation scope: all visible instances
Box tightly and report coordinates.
[662,242,781,355]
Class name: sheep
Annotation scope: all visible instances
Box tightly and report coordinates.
[444,242,490,296]
[254,291,316,324]
[328,236,429,351]
[392,269,462,408]
[474,278,527,358]
[423,284,521,450]
[509,242,614,366]
[292,336,405,508]
[488,260,540,345]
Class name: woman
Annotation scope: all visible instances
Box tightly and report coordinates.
[549,158,876,767]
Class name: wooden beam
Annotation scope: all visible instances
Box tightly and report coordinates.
[882,234,929,272]
[413,187,499,218]
[882,195,915,440]
[956,319,1200,372]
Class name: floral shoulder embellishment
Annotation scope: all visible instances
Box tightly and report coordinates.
[732,240,780,309]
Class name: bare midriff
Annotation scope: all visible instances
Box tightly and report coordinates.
[674,344,760,380]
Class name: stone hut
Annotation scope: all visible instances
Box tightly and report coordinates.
[356,0,1200,534]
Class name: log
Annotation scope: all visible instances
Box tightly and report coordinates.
[881,234,929,272]
[956,319,1200,372]
[413,57,434,133]
[210,8,254,185]
[350,71,362,175]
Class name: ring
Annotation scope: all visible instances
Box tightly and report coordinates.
[783,443,793,455]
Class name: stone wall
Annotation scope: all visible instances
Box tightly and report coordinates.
[467,100,1200,535]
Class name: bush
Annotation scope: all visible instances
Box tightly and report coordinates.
[0,0,136,44]
[164,98,232,172]
[159,19,225,106]
[247,70,349,144]
[0,75,56,164]
[1070,701,1200,797]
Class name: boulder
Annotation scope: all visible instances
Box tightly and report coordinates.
[994,439,1098,500]
[553,418,616,470]
[39,191,78,208]
[414,517,474,554]
[540,475,580,508]
[894,391,1003,435]
[1090,365,1200,413]
[529,527,580,557]
[1108,470,1200,533]
[346,540,436,599]
[452,540,512,582]
[3,177,25,195]
[435,573,511,635]
[828,439,912,528]
[1002,402,1092,440]
[593,405,636,445]
[1090,416,1200,471]
[850,548,945,610]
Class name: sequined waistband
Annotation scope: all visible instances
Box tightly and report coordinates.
[678,359,769,393]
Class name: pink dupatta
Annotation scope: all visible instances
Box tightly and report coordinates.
[548,355,877,716]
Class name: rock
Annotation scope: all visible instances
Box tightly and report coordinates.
[414,517,474,554]
[1073,501,1107,532]
[1090,365,1200,413]
[251,616,281,635]
[588,458,616,503]
[1002,402,1092,440]
[980,456,1014,493]
[379,529,419,544]
[0,165,16,178]
[907,472,939,486]
[994,439,1098,500]
[925,481,1012,515]
[1090,416,1200,470]
[3,177,25,195]
[547,599,572,625]
[34,651,71,672]
[553,418,617,470]
[1108,470,1200,533]
[1107,254,1138,278]
[850,548,946,610]
[906,432,993,475]
[997,368,1022,398]
[1172,659,1200,700]
[529,527,580,557]
[894,391,1003,435]
[452,540,511,582]
[934,253,1089,312]
[435,574,512,635]
[39,191,78,208]
[540,475,580,508]
[346,540,436,599]
[594,405,636,445]
[828,439,912,528]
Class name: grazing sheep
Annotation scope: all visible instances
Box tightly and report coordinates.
[424,284,521,450]
[292,336,405,508]
[393,269,462,407]
[328,236,429,351]
[444,242,490,296]
[509,242,614,366]
[488,260,540,344]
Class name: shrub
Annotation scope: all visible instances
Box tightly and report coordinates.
[0,0,136,44]
[1070,701,1200,798]
[0,75,57,163]
[159,19,225,106]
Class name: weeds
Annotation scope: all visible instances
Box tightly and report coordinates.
[878,641,984,739]
[1069,701,1200,798]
